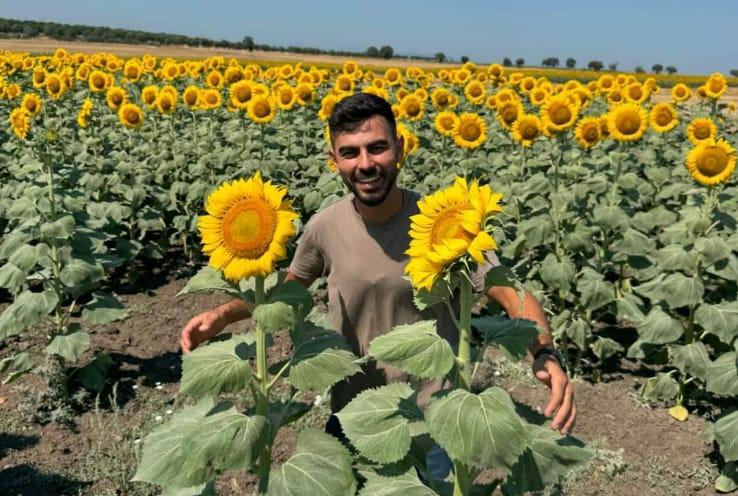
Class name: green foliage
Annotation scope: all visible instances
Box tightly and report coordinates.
[180,334,255,398]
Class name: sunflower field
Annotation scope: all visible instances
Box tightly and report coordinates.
[1,47,737,494]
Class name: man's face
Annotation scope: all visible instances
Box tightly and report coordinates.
[329,115,404,207]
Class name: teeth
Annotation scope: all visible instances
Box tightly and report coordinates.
[356,177,380,184]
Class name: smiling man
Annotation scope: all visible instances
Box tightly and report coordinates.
[180,93,576,441]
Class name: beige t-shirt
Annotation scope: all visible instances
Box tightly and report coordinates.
[289,189,498,412]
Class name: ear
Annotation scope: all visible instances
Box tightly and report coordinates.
[395,134,405,164]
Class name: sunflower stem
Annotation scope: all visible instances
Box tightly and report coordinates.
[455,275,474,391]
[253,275,271,493]
[452,460,474,496]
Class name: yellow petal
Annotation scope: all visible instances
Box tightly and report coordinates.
[669,405,688,422]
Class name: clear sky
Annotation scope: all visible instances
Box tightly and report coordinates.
[2,0,736,75]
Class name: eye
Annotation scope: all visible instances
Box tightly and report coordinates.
[369,144,389,154]
[340,149,358,159]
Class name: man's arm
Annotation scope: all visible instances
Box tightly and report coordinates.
[180,271,316,353]
[485,285,576,434]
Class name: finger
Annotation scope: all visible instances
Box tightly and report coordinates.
[181,334,191,354]
[562,404,577,435]
[551,382,573,430]
[544,375,566,418]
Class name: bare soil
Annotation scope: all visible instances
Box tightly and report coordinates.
[0,269,720,496]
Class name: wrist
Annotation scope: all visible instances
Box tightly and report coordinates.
[533,347,567,374]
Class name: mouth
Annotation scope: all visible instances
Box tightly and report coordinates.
[353,174,383,191]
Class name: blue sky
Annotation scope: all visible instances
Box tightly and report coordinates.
[2,1,736,74]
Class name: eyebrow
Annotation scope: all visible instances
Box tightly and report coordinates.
[337,139,391,155]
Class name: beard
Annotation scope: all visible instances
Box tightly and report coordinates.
[340,163,399,207]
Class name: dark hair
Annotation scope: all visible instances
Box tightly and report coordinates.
[328,93,397,142]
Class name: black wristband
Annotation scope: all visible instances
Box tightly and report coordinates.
[533,347,567,373]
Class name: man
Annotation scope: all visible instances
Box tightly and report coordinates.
[180,93,576,436]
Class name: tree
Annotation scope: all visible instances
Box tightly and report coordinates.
[515,57,525,67]
[503,57,513,67]
[608,62,618,71]
[566,57,576,69]
[588,60,604,71]
[635,66,645,73]
[730,69,738,78]
[434,52,446,63]
[665,66,677,74]
[460,55,469,63]
[652,64,663,74]
[366,46,379,57]
[241,36,254,51]
[542,57,560,68]
[379,45,394,59]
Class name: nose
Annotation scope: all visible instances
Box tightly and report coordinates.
[357,147,373,170]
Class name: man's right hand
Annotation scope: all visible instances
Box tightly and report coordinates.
[180,310,226,353]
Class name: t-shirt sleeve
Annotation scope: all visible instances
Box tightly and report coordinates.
[471,250,501,293]
[288,219,327,280]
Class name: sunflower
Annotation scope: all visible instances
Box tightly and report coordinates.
[529,88,549,106]
[5,83,21,100]
[485,95,497,110]
[574,117,601,148]
[362,86,390,102]
[225,66,243,84]
[184,86,200,108]
[597,74,615,93]
[541,94,579,133]
[161,62,179,81]
[278,64,294,80]
[624,83,648,104]
[434,111,459,137]
[318,94,338,121]
[400,94,424,121]
[197,88,221,110]
[21,93,42,116]
[77,98,93,128]
[88,70,109,93]
[335,74,354,94]
[464,80,486,105]
[607,103,648,142]
[704,73,727,99]
[496,100,523,130]
[686,118,717,145]
[495,88,517,105]
[32,67,47,88]
[206,70,225,89]
[519,76,536,94]
[106,86,127,110]
[123,60,142,82]
[248,95,277,124]
[157,91,177,114]
[384,68,402,86]
[607,88,625,105]
[431,87,456,109]
[295,83,315,106]
[45,73,65,99]
[487,63,504,79]
[452,69,472,86]
[453,113,487,149]
[9,107,31,139]
[649,103,679,133]
[198,173,299,281]
[118,103,144,129]
[685,139,736,186]
[671,83,691,103]
[229,80,252,109]
[75,64,91,81]
[275,85,296,110]
[397,123,419,157]
[511,114,542,147]
[405,177,503,290]
[141,85,159,108]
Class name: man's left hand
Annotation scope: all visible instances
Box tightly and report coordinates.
[532,356,576,435]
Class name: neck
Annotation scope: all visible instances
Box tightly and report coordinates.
[354,186,403,225]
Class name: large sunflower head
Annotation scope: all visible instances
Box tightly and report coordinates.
[704,73,727,99]
[574,117,601,149]
[157,91,177,114]
[197,88,221,110]
[400,94,424,121]
[496,100,522,130]
[464,80,486,104]
[434,111,459,137]
[9,107,31,139]
[184,85,200,108]
[248,95,277,124]
[206,70,225,89]
[275,85,296,110]
[225,66,243,84]
[671,83,691,103]
[606,103,648,142]
[118,103,144,129]
[453,112,488,149]
[229,80,253,109]
[106,86,127,110]
[45,73,65,99]
[685,139,736,186]
[124,60,142,82]
[487,63,504,79]
[318,94,338,121]
[511,114,542,147]
[21,93,42,116]
[295,83,315,106]
[624,82,648,104]
[88,70,109,93]
[431,87,456,109]
[529,87,549,107]
[141,85,159,108]
[686,117,717,145]
[649,103,679,133]
[32,67,47,87]
[541,94,579,132]
[397,123,419,158]
[405,177,503,291]
[335,74,354,94]
[198,173,299,281]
